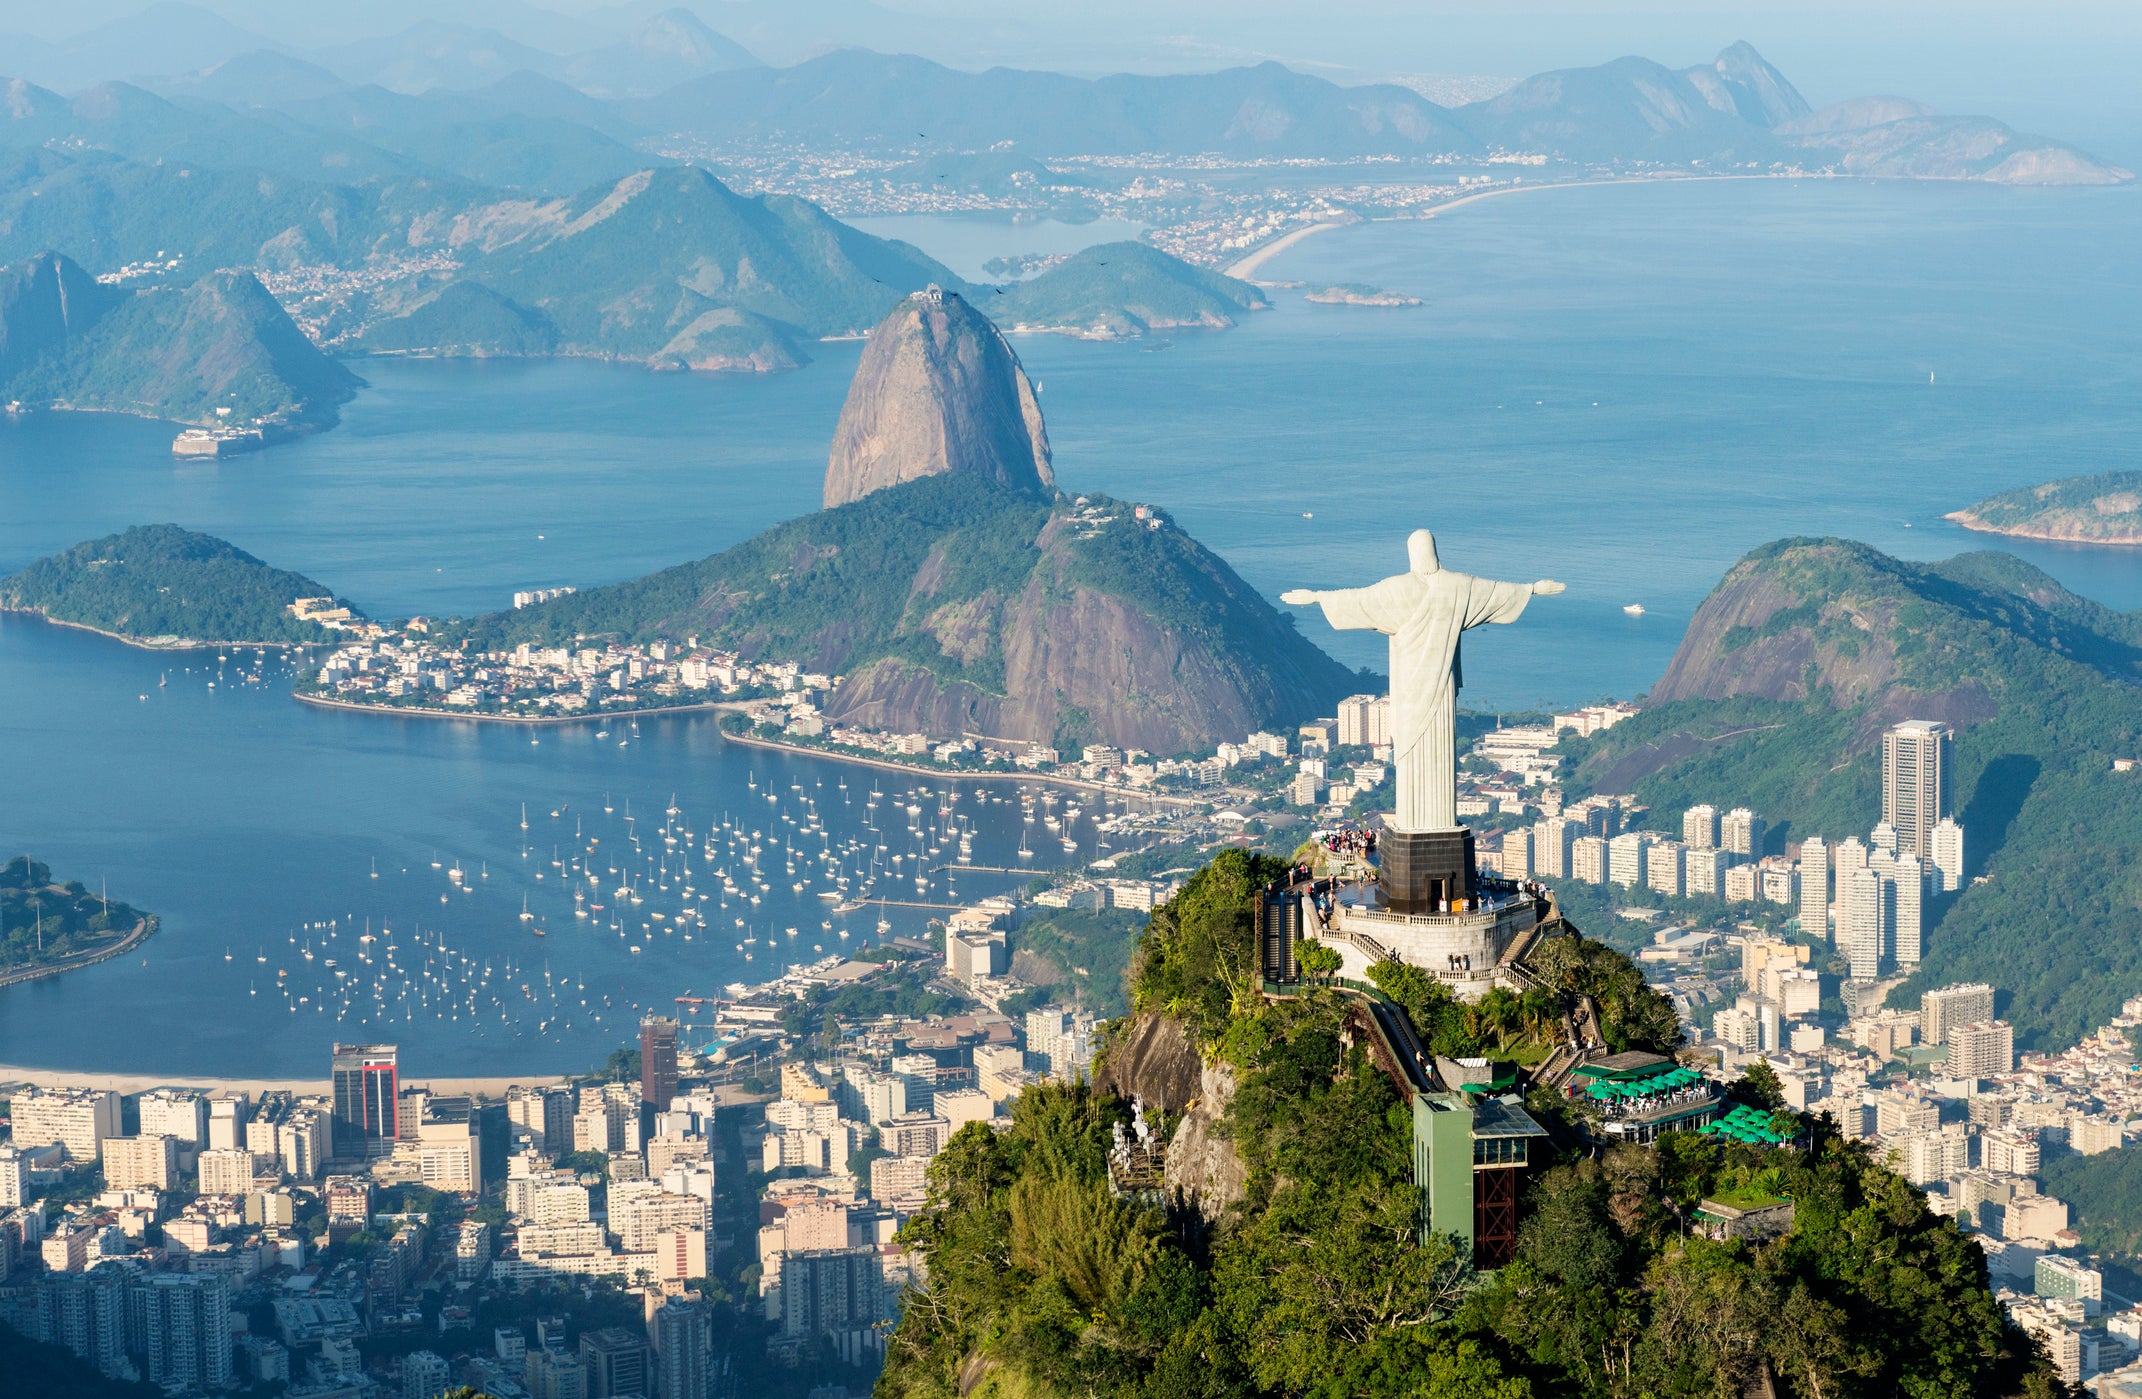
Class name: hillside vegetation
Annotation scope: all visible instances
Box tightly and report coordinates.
[1563,537,2142,1048]
[1949,471,2142,546]
[458,475,1356,754]
[877,848,2064,1399]
[2,856,152,974]
[0,252,357,426]
[1,525,352,644]
[991,243,1268,337]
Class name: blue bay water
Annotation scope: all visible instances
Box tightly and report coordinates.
[2,176,2138,1075]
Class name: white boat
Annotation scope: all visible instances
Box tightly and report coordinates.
[1622,604,1645,616]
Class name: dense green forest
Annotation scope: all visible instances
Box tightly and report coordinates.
[2041,1148,2142,1259]
[0,856,150,972]
[1561,539,2142,1049]
[0,525,352,644]
[1009,906,1150,1019]
[876,848,2064,1399]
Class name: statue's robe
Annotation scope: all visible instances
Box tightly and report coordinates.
[1308,570,1533,833]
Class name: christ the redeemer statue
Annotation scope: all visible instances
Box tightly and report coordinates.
[1284,530,1563,835]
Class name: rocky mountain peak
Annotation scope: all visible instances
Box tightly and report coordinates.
[823,286,1054,509]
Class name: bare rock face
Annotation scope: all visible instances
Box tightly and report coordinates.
[823,286,1053,508]
[1092,1012,1203,1113]
[1163,1058,1245,1217]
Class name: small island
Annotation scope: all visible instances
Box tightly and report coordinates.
[0,857,156,989]
[0,525,365,648]
[1304,282,1422,307]
[1947,471,2142,545]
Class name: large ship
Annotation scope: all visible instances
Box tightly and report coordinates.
[172,427,270,458]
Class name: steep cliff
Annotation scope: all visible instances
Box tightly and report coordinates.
[822,287,1052,508]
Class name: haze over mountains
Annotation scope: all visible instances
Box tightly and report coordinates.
[0,9,2121,185]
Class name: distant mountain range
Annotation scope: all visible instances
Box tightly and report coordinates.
[354,185,1263,371]
[0,250,355,427]
[0,30,2118,189]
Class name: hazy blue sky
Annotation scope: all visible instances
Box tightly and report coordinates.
[0,1,2133,158]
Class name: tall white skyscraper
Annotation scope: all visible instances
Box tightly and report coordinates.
[1931,817,1966,892]
[1682,804,1720,850]
[1833,836,1869,878]
[1883,719,1953,858]
[1798,837,1830,940]
[1891,853,1925,968]
[1840,867,1890,980]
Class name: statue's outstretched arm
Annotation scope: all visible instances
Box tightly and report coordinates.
[1532,580,1566,595]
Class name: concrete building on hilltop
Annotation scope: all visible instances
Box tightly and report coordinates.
[1682,804,1720,850]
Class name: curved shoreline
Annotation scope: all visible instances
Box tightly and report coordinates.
[0,916,157,991]
[0,608,330,652]
[292,691,746,726]
[1944,511,2142,547]
[719,730,1195,807]
[1226,172,1828,282]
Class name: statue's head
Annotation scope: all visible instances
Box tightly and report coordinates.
[1407,529,1440,574]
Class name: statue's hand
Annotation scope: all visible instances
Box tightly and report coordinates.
[1532,580,1567,595]
[1280,589,1319,606]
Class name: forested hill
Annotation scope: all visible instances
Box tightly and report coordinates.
[458,474,1356,755]
[0,251,357,427]
[1949,470,2142,546]
[0,525,356,645]
[990,243,1268,338]
[1561,536,2142,1047]
[877,848,2062,1399]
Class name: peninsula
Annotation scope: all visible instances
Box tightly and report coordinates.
[1946,471,2142,545]
[0,525,363,647]
[0,856,156,989]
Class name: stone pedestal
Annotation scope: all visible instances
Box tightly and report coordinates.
[1380,828,1476,914]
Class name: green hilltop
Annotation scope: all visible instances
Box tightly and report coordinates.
[360,165,957,370]
[0,251,357,427]
[458,473,1356,756]
[991,241,1268,337]
[1,525,356,645]
[1561,536,2142,1047]
[877,848,2060,1399]
[1948,470,2142,545]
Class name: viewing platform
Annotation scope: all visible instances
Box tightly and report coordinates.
[1325,885,1540,1001]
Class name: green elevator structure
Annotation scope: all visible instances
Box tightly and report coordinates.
[1412,1091,1549,1270]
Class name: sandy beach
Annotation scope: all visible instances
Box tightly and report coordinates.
[0,1065,569,1098]
[1224,172,1802,282]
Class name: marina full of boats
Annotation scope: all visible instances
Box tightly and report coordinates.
[221,763,1180,1051]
